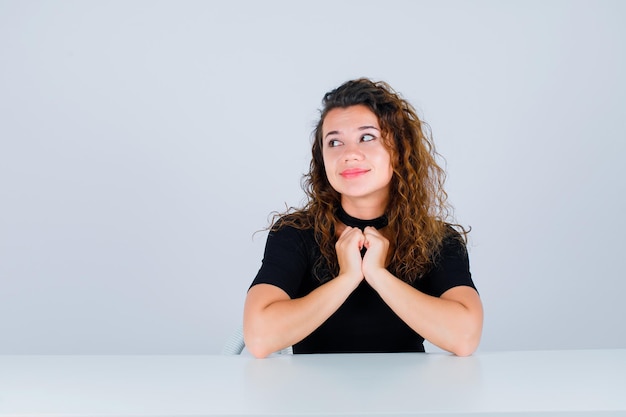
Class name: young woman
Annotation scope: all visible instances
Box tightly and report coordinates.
[244,78,483,358]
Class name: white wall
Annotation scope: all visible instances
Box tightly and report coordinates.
[1,0,624,354]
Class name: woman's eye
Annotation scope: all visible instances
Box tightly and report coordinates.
[328,139,342,147]
[361,134,376,142]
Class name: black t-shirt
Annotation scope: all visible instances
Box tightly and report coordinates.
[250,223,476,353]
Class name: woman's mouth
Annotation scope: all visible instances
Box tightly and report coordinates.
[340,168,370,179]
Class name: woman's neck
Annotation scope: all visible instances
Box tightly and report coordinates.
[340,196,387,220]
[336,205,388,231]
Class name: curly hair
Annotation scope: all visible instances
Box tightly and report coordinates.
[271,78,467,283]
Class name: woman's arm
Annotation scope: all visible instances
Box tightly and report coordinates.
[365,275,482,356]
[243,227,365,358]
[362,227,483,356]
[243,275,359,358]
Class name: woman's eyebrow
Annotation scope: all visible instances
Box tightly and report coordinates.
[324,130,340,139]
[324,125,380,139]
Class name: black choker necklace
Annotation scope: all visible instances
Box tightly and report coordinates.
[336,205,388,230]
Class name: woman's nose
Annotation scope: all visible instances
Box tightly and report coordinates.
[342,143,364,161]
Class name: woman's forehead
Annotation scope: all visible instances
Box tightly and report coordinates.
[322,105,380,133]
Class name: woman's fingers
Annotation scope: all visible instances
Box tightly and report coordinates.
[336,227,365,280]
[362,226,389,273]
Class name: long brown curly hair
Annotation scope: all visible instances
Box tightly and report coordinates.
[271,78,467,283]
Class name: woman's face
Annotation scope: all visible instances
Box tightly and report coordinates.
[321,105,393,209]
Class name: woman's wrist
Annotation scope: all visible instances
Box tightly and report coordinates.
[363,266,391,290]
[336,270,364,289]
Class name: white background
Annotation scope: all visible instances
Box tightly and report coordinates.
[1,0,624,354]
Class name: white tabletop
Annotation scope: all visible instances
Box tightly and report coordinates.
[1,349,625,416]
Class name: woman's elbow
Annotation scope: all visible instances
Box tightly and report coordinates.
[243,326,274,359]
[450,326,482,357]
[245,339,272,359]
[246,344,272,359]
[452,302,483,356]
[450,339,479,357]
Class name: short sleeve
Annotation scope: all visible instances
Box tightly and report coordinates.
[249,224,310,299]
[417,231,476,298]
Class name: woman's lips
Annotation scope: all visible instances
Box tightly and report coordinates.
[340,168,370,179]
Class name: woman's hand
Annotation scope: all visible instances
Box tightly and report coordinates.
[335,226,366,283]
[361,226,390,283]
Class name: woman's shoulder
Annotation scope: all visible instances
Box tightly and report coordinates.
[442,222,468,242]
[271,210,314,230]
[262,212,317,261]
[266,211,316,244]
[434,222,469,259]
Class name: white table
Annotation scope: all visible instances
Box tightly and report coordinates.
[1,349,625,416]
